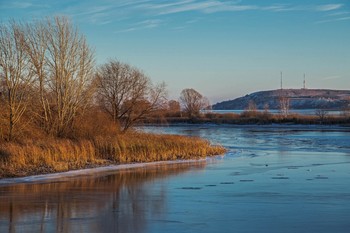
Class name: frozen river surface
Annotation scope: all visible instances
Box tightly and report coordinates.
[1,125,350,233]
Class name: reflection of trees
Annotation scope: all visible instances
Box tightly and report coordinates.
[0,162,205,233]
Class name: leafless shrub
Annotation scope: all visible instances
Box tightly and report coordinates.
[179,88,210,118]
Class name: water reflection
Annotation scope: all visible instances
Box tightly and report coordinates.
[0,161,206,233]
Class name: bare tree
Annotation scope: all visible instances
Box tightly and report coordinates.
[315,109,328,122]
[39,16,95,136]
[279,96,290,118]
[179,88,209,118]
[246,100,257,112]
[0,21,33,140]
[122,82,167,131]
[95,59,167,132]
[263,103,270,113]
[23,19,50,132]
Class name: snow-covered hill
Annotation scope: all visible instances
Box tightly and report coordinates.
[213,89,350,110]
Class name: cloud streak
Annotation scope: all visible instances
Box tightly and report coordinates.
[0,1,49,9]
[115,18,164,33]
[316,4,343,12]
[322,75,342,80]
[3,1,346,30]
[134,1,345,16]
[316,16,350,24]
[0,1,33,9]
[139,0,259,15]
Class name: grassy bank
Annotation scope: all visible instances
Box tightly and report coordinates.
[0,132,226,178]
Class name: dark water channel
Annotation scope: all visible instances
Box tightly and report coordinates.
[1,125,350,233]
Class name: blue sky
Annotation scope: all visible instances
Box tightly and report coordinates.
[1,0,349,103]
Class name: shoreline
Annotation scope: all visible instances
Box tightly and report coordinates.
[0,158,209,186]
[143,111,350,126]
[140,122,350,131]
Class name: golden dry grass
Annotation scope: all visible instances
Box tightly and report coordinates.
[0,132,226,178]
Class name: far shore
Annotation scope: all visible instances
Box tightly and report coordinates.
[143,110,350,126]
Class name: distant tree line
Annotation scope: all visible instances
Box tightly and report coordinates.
[0,16,210,141]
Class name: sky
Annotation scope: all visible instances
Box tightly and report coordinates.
[1,0,349,103]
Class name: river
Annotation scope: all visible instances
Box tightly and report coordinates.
[1,125,350,233]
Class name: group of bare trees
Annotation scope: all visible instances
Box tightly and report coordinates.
[0,16,211,141]
[0,17,169,140]
[0,17,95,140]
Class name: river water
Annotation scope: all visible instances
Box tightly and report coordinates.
[1,125,350,233]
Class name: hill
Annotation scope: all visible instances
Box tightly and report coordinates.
[212,89,350,110]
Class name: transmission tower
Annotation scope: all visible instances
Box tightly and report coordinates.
[280,71,283,90]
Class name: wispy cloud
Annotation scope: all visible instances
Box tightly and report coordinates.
[62,0,157,25]
[64,1,348,30]
[138,0,258,15]
[12,2,33,8]
[114,27,137,33]
[316,16,350,24]
[135,19,163,28]
[316,4,343,12]
[115,18,164,33]
[322,75,342,80]
[135,1,345,16]
[261,5,291,12]
[0,1,49,9]
[146,0,259,15]
[71,5,112,17]
[144,0,196,10]
[204,4,258,13]
[0,1,29,9]
[153,1,227,15]
[3,0,347,28]
[327,11,349,16]
[63,5,112,25]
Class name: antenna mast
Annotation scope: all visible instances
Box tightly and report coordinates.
[280,71,283,90]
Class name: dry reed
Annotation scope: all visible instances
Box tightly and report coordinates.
[0,133,226,178]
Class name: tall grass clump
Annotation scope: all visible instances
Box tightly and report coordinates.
[0,133,226,178]
[92,132,226,164]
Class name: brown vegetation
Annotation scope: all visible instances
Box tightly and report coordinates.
[0,131,225,178]
[0,17,226,178]
[144,110,350,125]
[0,102,226,178]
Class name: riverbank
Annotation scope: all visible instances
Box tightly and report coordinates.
[0,132,226,179]
[144,111,350,126]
